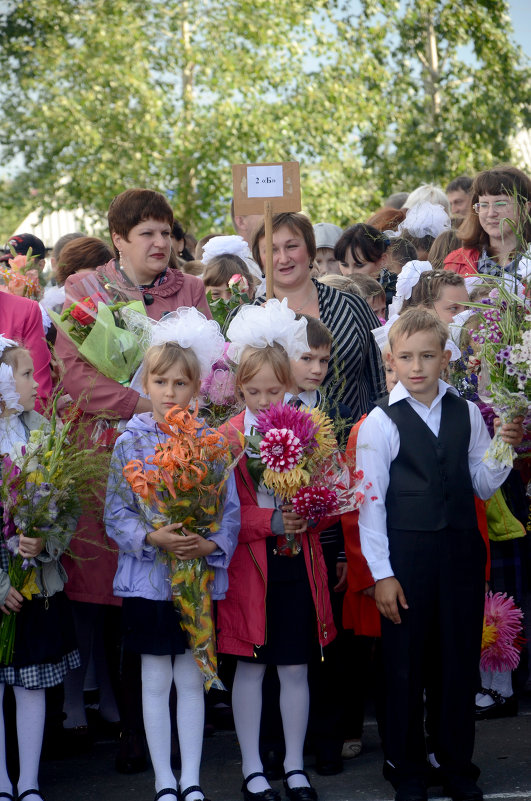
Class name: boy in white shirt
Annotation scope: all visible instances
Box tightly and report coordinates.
[357,308,523,801]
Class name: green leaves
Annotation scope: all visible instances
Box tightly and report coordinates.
[0,0,529,242]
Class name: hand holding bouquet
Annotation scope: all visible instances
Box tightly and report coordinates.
[123,403,236,690]
[0,396,106,664]
[246,402,366,555]
[469,279,530,467]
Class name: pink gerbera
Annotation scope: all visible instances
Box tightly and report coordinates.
[292,484,339,522]
[260,428,303,472]
[480,592,524,672]
[255,402,318,451]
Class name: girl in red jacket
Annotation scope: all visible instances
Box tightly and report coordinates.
[217,300,336,801]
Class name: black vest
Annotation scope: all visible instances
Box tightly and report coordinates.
[378,392,478,531]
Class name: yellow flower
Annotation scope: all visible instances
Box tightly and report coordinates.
[310,408,337,459]
[27,470,46,484]
[21,568,40,600]
[263,465,310,500]
[481,622,498,650]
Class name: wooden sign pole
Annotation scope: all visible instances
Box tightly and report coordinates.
[264,200,274,300]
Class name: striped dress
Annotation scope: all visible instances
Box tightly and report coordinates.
[255,280,386,422]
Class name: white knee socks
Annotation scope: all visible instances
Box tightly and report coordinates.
[232,661,269,793]
[14,685,46,800]
[278,664,310,789]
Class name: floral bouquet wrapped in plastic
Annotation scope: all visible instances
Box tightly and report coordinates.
[0,396,105,664]
[123,403,235,690]
[246,402,366,555]
[469,278,530,467]
[199,343,241,427]
[49,274,146,385]
[0,248,43,300]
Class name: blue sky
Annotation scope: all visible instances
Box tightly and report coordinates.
[509,0,530,59]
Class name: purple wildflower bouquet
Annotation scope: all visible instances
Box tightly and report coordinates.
[0,399,104,664]
[469,280,530,467]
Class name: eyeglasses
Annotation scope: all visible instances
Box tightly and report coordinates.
[472,200,510,214]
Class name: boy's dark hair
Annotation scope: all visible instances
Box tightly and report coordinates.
[334,223,390,264]
[446,175,473,194]
[297,314,333,350]
[108,189,173,257]
[387,237,417,268]
[389,308,449,352]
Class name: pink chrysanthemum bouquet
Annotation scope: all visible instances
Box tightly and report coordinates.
[480,591,524,673]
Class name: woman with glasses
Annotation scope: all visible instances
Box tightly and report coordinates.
[444,165,531,280]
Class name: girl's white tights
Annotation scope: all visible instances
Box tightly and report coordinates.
[232,661,311,793]
[142,651,205,801]
[0,683,46,801]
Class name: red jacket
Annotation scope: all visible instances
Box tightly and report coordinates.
[216,411,337,657]
[444,247,480,276]
[0,292,52,410]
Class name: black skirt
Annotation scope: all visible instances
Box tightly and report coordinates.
[122,597,187,656]
[242,538,317,666]
[11,590,78,668]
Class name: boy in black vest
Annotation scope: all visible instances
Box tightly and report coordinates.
[357,309,523,801]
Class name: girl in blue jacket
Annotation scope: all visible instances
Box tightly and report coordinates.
[104,309,240,801]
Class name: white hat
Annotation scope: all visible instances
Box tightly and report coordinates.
[313,223,342,251]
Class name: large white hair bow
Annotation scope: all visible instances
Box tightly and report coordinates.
[226,298,309,364]
[122,307,225,380]
[0,362,23,412]
[201,235,252,265]
[397,202,451,239]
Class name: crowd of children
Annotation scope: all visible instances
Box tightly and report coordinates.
[0,165,529,801]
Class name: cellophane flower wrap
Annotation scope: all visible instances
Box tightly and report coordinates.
[469,278,531,468]
[246,402,366,556]
[122,403,235,690]
[0,397,105,665]
[49,273,147,385]
[199,343,241,427]
[481,591,524,672]
[0,248,43,300]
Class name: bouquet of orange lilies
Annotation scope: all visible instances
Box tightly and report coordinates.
[123,403,234,690]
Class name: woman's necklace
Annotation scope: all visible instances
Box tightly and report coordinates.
[278,284,316,313]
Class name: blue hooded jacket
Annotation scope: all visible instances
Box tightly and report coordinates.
[104,412,240,601]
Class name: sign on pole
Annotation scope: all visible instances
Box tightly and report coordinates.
[232,162,301,299]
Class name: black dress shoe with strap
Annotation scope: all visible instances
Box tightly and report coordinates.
[241,772,281,801]
[177,786,212,801]
[154,790,178,801]
[283,770,318,801]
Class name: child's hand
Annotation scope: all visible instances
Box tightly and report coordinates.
[281,505,308,535]
[375,577,408,624]
[18,534,44,558]
[494,416,525,446]
[146,523,185,553]
[1,586,24,615]
[334,562,348,592]
[172,529,217,560]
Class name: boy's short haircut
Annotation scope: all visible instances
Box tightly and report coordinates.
[389,308,449,352]
[296,314,333,350]
[347,274,385,300]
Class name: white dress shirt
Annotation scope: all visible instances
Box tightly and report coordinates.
[357,380,510,582]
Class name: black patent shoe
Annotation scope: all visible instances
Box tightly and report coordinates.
[283,770,318,801]
[177,786,212,801]
[475,688,518,720]
[242,772,281,801]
